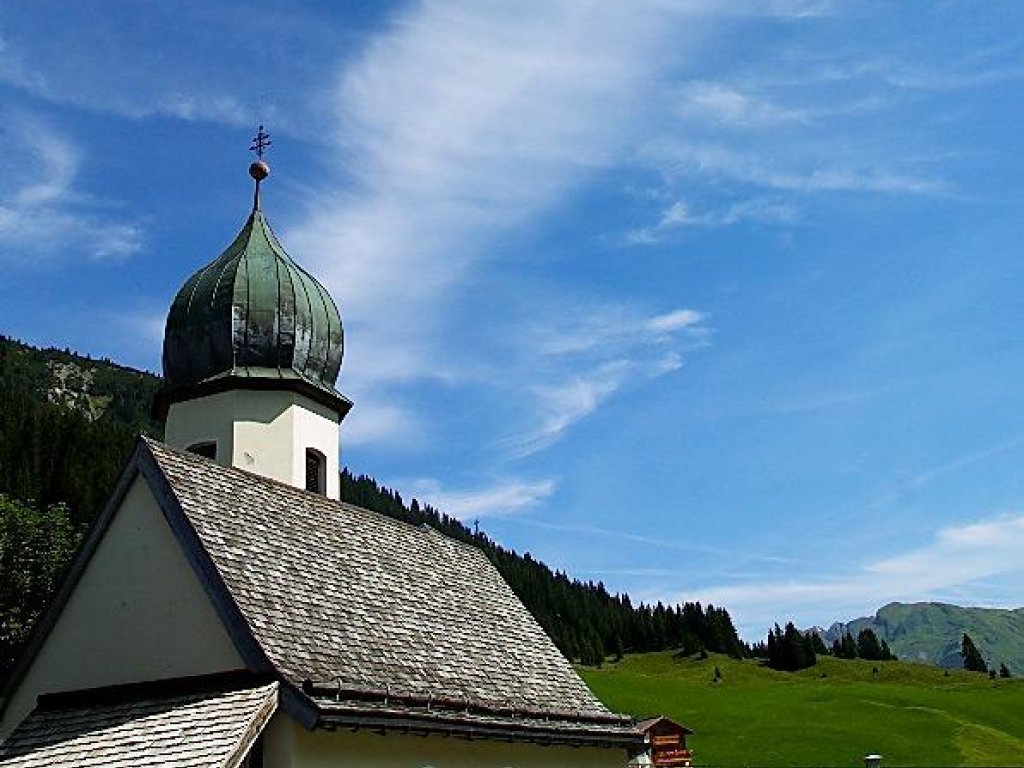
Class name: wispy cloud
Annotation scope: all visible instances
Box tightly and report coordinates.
[288,1,726,447]
[656,142,944,195]
[688,513,1024,635]
[674,80,888,129]
[404,476,557,520]
[296,3,675,324]
[343,399,423,449]
[816,46,1024,93]
[512,517,792,563]
[516,355,681,457]
[0,112,142,264]
[850,434,1024,519]
[0,32,252,127]
[508,306,708,456]
[627,197,799,244]
[675,82,812,127]
[536,307,707,355]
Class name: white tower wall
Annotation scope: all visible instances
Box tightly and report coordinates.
[164,389,341,498]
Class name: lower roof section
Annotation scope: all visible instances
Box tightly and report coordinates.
[309,691,645,749]
[0,673,278,768]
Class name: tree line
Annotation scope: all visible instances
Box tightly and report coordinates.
[751,624,898,672]
[961,632,1012,679]
[341,469,747,664]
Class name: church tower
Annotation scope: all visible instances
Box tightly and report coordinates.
[155,128,351,498]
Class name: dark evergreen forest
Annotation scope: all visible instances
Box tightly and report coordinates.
[0,335,747,683]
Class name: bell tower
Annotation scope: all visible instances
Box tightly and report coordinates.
[155,127,352,497]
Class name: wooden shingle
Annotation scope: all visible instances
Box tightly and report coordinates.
[145,439,611,717]
[0,681,277,768]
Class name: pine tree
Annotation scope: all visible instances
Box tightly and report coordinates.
[0,495,83,680]
[999,663,1011,678]
[765,622,816,671]
[879,638,896,661]
[810,632,828,656]
[844,632,858,659]
[961,633,987,673]
[856,628,884,660]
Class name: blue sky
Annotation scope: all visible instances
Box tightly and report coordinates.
[3,0,1024,638]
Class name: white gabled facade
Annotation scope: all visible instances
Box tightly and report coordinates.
[0,474,244,741]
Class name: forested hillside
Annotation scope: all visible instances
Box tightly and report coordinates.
[0,335,745,682]
[0,336,161,527]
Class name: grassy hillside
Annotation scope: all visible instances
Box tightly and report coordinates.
[826,602,1024,673]
[581,651,1024,767]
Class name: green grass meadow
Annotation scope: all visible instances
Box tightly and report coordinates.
[580,652,1024,767]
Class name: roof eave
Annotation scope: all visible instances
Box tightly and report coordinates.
[313,704,646,749]
[153,372,352,420]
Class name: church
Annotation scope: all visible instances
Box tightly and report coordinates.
[0,135,673,767]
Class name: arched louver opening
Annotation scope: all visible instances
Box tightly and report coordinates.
[186,441,217,461]
[305,448,326,495]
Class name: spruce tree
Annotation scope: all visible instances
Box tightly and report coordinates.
[810,632,828,656]
[856,628,884,660]
[879,638,896,661]
[765,622,816,671]
[836,632,858,659]
[961,633,987,673]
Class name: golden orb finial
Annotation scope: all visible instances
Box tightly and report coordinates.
[249,160,270,181]
[248,125,272,211]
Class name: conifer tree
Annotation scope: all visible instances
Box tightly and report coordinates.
[879,638,896,661]
[765,622,816,671]
[961,633,987,673]
[832,631,858,659]
[810,632,828,656]
[857,628,885,660]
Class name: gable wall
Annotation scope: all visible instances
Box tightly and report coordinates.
[265,720,626,768]
[0,474,244,739]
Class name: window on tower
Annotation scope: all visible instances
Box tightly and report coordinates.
[186,441,217,461]
[305,448,326,495]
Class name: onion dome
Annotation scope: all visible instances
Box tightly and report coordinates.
[156,150,349,417]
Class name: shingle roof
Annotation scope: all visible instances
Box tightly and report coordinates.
[143,439,618,725]
[0,679,276,768]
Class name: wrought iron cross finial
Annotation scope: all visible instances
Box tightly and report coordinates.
[250,124,272,159]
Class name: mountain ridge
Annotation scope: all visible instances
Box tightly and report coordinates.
[823,601,1024,672]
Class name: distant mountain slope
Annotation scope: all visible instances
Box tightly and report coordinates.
[824,602,1024,673]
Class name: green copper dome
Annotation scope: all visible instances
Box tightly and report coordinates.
[158,206,347,414]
